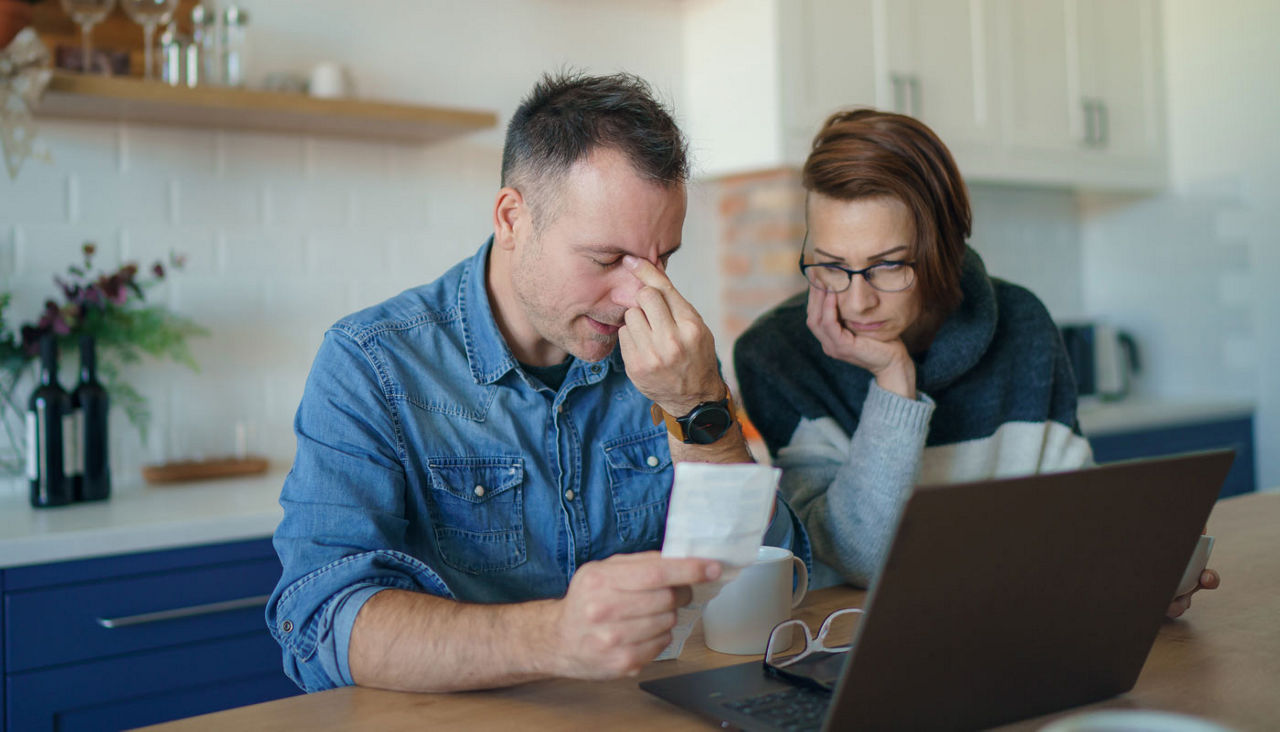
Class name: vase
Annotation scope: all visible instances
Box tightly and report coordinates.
[0,0,34,51]
[0,361,34,480]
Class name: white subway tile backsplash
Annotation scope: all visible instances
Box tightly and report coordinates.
[75,173,171,226]
[221,230,308,275]
[12,224,122,281]
[262,184,353,229]
[172,175,263,229]
[306,138,394,182]
[306,230,394,279]
[0,167,70,225]
[39,120,122,176]
[3,121,503,479]
[123,127,218,177]
[120,226,219,277]
[220,131,308,182]
[352,186,433,229]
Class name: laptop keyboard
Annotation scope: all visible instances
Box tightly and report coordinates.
[723,686,832,731]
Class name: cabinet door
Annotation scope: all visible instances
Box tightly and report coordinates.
[996,0,1082,154]
[1076,0,1165,160]
[1089,417,1257,499]
[6,632,299,731]
[881,0,999,150]
[779,0,879,150]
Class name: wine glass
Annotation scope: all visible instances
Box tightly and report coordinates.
[120,0,178,80]
[59,0,117,74]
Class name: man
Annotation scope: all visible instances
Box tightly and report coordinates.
[268,72,809,693]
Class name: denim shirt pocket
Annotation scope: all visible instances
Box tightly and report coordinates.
[426,456,527,574]
[603,426,673,544]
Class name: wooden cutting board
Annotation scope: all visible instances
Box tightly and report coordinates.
[141,455,268,484]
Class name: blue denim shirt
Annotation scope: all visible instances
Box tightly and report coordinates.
[268,239,811,692]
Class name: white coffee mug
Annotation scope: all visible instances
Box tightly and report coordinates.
[308,62,353,99]
[702,545,808,655]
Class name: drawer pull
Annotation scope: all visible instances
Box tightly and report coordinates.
[96,594,271,629]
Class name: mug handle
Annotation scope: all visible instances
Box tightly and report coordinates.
[790,556,809,608]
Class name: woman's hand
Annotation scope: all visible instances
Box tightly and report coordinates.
[806,288,916,399]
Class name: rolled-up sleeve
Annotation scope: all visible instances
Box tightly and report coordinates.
[266,329,452,692]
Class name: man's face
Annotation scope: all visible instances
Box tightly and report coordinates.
[509,147,687,365]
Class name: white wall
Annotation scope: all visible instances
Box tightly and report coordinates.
[1,0,688,489]
[1079,0,1280,488]
[968,184,1083,320]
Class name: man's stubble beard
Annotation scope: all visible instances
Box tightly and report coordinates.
[512,235,619,363]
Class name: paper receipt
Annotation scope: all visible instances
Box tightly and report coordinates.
[655,461,781,660]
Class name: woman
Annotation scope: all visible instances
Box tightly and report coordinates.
[733,109,1215,617]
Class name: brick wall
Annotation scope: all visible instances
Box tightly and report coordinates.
[713,168,808,357]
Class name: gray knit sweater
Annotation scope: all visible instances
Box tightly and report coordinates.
[734,247,1092,589]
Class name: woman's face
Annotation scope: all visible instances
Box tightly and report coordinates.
[804,193,927,347]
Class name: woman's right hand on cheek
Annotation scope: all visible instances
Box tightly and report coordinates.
[806,289,916,399]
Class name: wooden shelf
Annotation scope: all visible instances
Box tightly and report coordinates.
[37,72,497,144]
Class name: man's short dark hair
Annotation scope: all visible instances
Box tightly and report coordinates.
[501,71,689,230]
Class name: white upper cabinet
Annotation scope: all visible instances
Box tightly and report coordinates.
[681,0,1167,189]
[1076,0,1166,164]
[991,0,1167,187]
[777,0,878,157]
[880,0,1000,154]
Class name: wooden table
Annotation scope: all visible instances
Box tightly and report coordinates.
[140,492,1280,732]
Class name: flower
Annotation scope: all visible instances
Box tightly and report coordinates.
[17,244,174,355]
[1,242,207,468]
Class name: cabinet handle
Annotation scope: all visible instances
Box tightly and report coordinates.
[1082,98,1097,147]
[96,594,271,629]
[891,73,907,114]
[1095,100,1109,148]
[909,75,922,118]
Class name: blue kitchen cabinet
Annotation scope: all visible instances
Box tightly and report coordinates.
[1087,415,1256,498]
[2,537,301,730]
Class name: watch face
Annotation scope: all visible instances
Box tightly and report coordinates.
[686,404,733,445]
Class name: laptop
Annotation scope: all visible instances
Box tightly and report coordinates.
[641,449,1235,731]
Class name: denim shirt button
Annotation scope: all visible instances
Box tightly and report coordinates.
[590,365,601,374]
[564,489,575,501]
[474,485,485,497]
[646,455,659,467]
[281,620,293,633]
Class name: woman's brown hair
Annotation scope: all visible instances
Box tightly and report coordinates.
[802,109,971,315]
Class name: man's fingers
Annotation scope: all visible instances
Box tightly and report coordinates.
[622,308,654,354]
[623,255,700,322]
[612,557,722,591]
[1199,569,1220,590]
[611,586,693,620]
[634,286,679,334]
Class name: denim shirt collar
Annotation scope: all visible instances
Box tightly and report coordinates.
[460,237,625,386]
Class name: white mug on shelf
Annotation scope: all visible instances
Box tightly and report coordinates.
[308,62,353,99]
[702,545,808,655]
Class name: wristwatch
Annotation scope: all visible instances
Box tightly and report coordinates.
[650,391,737,445]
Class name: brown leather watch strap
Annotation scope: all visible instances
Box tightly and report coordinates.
[650,390,737,442]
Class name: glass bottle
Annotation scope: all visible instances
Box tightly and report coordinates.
[221,5,248,87]
[73,335,111,502]
[191,1,218,86]
[27,334,75,508]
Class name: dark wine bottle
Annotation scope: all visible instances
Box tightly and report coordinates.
[73,334,111,502]
[26,334,75,508]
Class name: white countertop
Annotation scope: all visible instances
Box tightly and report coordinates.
[1077,397,1254,437]
[0,471,286,569]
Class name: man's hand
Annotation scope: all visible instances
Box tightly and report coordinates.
[549,552,722,679]
[806,288,915,399]
[1166,568,1220,619]
[617,255,725,415]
